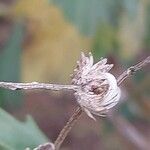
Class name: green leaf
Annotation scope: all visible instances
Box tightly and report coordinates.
[144,2,150,49]
[0,22,24,109]
[0,142,15,150]
[122,0,139,18]
[51,0,139,36]
[51,0,121,35]
[92,24,119,59]
[0,108,48,150]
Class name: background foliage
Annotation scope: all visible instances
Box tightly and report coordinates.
[0,0,149,149]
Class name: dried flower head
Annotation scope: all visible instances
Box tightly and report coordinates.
[71,52,121,120]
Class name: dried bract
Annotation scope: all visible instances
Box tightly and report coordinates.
[71,52,121,120]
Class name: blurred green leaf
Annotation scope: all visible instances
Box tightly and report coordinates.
[122,0,139,18]
[51,0,139,36]
[51,0,121,35]
[0,143,14,150]
[0,22,24,109]
[51,0,140,61]
[0,108,48,150]
[144,2,150,49]
[92,24,118,59]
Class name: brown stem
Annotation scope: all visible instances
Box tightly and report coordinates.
[54,106,83,150]
[117,56,150,86]
[0,82,78,91]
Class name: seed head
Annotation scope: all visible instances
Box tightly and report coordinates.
[71,52,121,120]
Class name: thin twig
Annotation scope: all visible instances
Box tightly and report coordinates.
[0,82,78,91]
[117,56,150,85]
[54,106,83,150]
[54,55,150,150]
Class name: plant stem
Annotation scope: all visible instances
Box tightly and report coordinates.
[54,106,83,150]
[0,82,78,91]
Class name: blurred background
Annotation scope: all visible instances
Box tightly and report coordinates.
[0,0,149,150]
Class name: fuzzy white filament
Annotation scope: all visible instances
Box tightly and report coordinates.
[33,143,55,150]
[71,52,121,120]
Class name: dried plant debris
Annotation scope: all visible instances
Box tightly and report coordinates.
[71,52,121,120]
[26,143,55,150]
[34,143,55,150]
